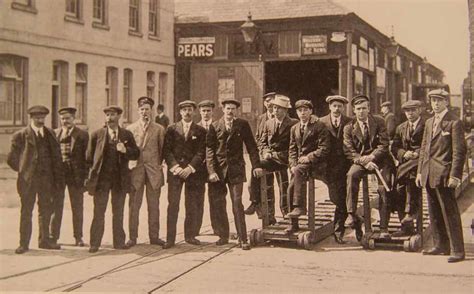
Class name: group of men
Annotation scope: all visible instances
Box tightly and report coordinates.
[7,88,467,262]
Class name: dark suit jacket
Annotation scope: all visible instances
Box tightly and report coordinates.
[288,115,330,172]
[86,126,140,196]
[163,121,207,182]
[259,115,298,166]
[55,126,89,187]
[7,126,65,195]
[383,112,397,140]
[320,114,352,176]
[417,111,466,188]
[343,114,389,166]
[255,112,272,149]
[206,117,260,184]
[155,114,170,129]
[391,118,425,180]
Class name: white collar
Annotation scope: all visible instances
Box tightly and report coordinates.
[107,126,119,137]
[30,123,44,136]
[62,125,75,133]
[275,117,284,124]
[139,119,149,128]
[409,117,421,129]
[201,119,212,125]
[434,108,448,121]
[158,113,164,118]
[182,120,192,127]
[331,113,341,122]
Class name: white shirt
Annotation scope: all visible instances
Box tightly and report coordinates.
[107,126,119,140]
[299,121,308,133]
[225,119,234,131]
[182,120,192,136]
[357,119,370,136]
[200,119,212,130]
[331,114,341,128]
[61,126,74,139]
[408,117,421,132]
[30,123,44,137]
[433,108,448,134]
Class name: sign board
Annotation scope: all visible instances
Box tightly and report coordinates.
[331,32,346,42]
[178,37,215,58]
[242,97,252,113]
[218,78,235,102]
[302,35,327,55]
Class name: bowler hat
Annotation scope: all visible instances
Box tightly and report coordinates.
[178,100,197,109]
[295,100,313,109]
[103,105,123,114]
[28,105,50,116]
[58,107,77,115]
[221,98,241,108]
[326,95,349,104]
[270,94,292,109]
[138,96,155,107]
[428,89,449,100]
[198,99,215,108]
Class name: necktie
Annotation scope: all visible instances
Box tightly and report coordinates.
[363,122,370,150]
[334,118,339,128]
[275,122,280,134]
[433,115,440,135]
[111,130,117,142]
[184,124,189,137]
[408,123,414,138]
[226,121,232,131]
[300,124,305,134]
[37,129,43,139]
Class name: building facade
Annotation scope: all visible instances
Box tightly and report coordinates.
[174,0,445,129]
[0,0,175,155]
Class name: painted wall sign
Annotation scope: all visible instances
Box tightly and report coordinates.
[230,33,278,58]
[242,97,252,113]
[177,37,215,58]
[331,32,346,42]
[218,78,235,102]
[302,35,327,55]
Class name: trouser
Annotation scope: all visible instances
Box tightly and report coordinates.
[426,185,464,255]
[50,171,84,241]
[395,177,421,232]
[346,163,391,229]
[129,172,161,241]
[166,175,205,243]
[208,181,230,240]
[90,180,126,247]
[19,177,53,247]
[249,158,289,215]
[288,163,312,209]
[326,176,348,236]
[215,181,247,242]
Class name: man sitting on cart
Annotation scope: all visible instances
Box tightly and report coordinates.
[249,95,298,224]
[391,100,425,237]
[286,100,330,233]
[343,95,391,240]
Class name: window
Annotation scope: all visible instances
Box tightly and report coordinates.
[123,69,133,122]
[279,31,300,57]
[11,0,37,13]
[0,55,27,126]
[158,72,167,105]
[129,0,141,33]
[52,61,69,129]
[105,67,118,106]
[65,0,82,22]
[146,71,155,99]
[148,0,159,37]
[92,0,108,28]
[75,63,87,124]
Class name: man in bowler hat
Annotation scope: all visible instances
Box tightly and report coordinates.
[8,105,64,254]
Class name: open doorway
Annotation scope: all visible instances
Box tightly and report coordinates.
[265,59,339,117]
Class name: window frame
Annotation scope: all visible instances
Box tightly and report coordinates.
[148,0,160,39]
[11,0,37,14]
[129,0,142,37]
[75,63,87,125]
[105,66,118,106]
[65,0,84,24]
[0,55,28,127]
[92,0,109,30]
[123,69,133,123]
[146,71,156,99]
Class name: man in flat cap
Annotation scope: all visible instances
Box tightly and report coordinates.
[126,97,166,247]
[155,104,170,129]
[417,89,467,263]
[380,101,397,140]
[343,95,391,240]
[391,100,425,238]
[250,95,298,224]
[50,107,89,247]
[162,100,207,249]
[286,100,330,232]
[86,105,140,253]
[197,100,230,244]
[320,95,352,243]
[206,98,261,249]
[245,92,276,216]
[8,105,64,254]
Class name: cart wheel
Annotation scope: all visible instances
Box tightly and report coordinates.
[409,235,422,252]
[297,232,305,248]
[302,232,314,250]
[403,240,411,252]
[249,229,258,247]
[361,233,371,249]
[255,229,265,245]
[368,238,375,250]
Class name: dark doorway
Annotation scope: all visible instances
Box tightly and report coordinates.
[265,59,339,117]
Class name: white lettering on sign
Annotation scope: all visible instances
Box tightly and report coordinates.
[302,35,327,55]
[177,37,215,58]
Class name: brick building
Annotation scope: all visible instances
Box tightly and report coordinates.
[0,0,175,155]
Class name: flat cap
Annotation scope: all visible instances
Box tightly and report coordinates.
[295,99,313,109]
[221,98,241,108]
[428,89,449,100]
[198,99,215,108]
[381,101,392,107]
[103,105,123,114]
[401,100,423,110]
[58,107,77,115]
[351,95,370,106]
[178,100,197,109]
[263,92,276,100]
[138,96,155,107]
[271,94,292,109]
[326,95,349,104]
[28,105,50,116]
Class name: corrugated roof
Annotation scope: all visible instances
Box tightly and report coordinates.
[175,0,351,24]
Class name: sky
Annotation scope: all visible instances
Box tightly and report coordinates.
[333,0,470,94]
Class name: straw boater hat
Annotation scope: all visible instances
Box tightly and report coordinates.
[270,94,292,109]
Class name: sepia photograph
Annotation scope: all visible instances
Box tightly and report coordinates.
[0,0,472,292]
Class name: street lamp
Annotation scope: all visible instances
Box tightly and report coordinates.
[240,11,259,43]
